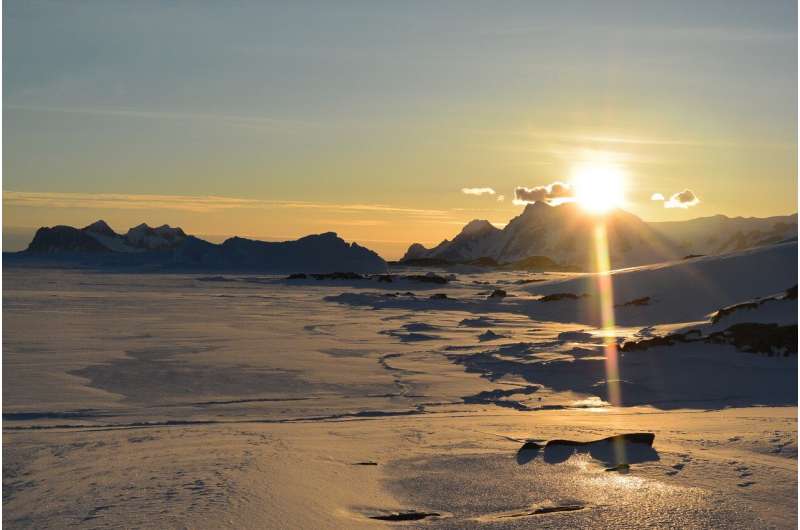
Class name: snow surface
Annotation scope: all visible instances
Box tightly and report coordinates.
[524,240,798,325]
[3,241,797,528]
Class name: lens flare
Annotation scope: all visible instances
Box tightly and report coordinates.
[593,221,626,466]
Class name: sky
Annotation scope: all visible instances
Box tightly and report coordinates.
[3,0,797,259]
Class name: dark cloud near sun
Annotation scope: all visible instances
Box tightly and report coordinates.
[514,181,574,205]
[664,189,700,209]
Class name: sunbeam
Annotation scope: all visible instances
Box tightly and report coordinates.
[592,221,627,467]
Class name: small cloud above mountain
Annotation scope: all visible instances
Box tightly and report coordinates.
[513,181,573,205]
[462,187,496,196]
[664,189,700,209]
[650,189,700,209]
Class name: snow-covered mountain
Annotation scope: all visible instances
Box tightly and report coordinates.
[403,202,683,269]
[403,203,797,270]
[124,223,187,250]
[649,214,797,256]
[29,220,187,253]
[403,219,501,262]
[21,221,387,273]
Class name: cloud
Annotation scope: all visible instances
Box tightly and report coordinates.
[513,181,574,205]
[461,187,496,196]
[651,192,665,201]
[5,104,319,131]
[496,195,505,202]
[3,191,451,219]
[664,189,700,209]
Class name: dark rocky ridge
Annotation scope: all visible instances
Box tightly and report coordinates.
[14,221,387,273]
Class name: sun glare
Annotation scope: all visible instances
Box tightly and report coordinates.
[571,163,626,214]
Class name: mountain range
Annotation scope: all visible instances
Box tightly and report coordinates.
[402,202,797,270]
[14,221,387,273]
[10,204,798,273]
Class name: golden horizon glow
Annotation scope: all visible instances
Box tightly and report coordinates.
[571,162,627,214]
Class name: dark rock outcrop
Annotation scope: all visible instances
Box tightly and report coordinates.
[27,226,111,253]
[19,222,388,273]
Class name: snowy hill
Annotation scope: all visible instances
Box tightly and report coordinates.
[524,240,798,325]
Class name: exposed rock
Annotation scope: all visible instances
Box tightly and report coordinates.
[621,330,702,352]
[539,292,586,302]
[706,323,797,356]
[368,511,440,521]
[404,273,449,284]
[26,226,111,253]
[517,433,657,467]
[617,296,651,307]
[557,330,599,343]
[309,272,365,280]
[623,324,797,356]
[711,286,797,324]
[21,224,388,273]
[711,301,760,324]
[478,330,504,342]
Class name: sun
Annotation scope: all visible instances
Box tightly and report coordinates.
[570,162,626,214]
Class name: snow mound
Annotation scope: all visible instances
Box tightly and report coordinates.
[525,241,798,325]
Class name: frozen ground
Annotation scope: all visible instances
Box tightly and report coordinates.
[3,245,797,528]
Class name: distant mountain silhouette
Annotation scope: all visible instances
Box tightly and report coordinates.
[649,213,798,255]
[17,221,387,273]
[403,203,797,270]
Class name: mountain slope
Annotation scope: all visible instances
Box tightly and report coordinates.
[29,220,189,254]
[405,202,681,269]
[19,222,387,273]
[404,204,798,270]
[649,213,797,255]
[175,232,386,272]
[26,225,111,253]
